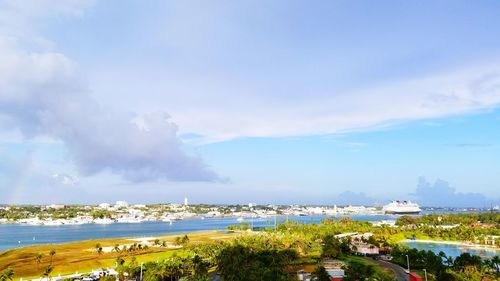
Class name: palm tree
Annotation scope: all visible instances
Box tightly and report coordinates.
[43,265,53,280]
[49,249,56,264]
[487,256,499,273]
[96,243,103,254]
[311,266,330,281]
[35,253,44,269]
[0,267,14,281]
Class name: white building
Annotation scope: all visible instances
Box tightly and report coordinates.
[206,211,221,217]
[184,197,188,206]
[115,201,129,208]
[47,204,65,210]
[99,203,111,209]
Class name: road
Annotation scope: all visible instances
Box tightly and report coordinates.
[210,272,221,281]
[369,259,409,281]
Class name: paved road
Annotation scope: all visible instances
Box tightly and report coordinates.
[369,259,409,281]
[210,272,221,281]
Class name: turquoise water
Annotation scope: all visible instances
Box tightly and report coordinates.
[401,241,499,259]
[0,214,394,252]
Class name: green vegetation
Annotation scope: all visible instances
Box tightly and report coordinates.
[0,268,14,281]
[342,258,393,281]
[0,206,90,221]
[398,213,500,225]
[0,231,237,280]
[1,213,499,281]
[391,245,500,280]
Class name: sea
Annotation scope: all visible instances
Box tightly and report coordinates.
[1,214,498,258]
[0,214,386,251]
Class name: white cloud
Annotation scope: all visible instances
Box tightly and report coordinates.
[142,61,500,142]
[78,2,500,143]
[0,2,221,183]
[52,173,79,186]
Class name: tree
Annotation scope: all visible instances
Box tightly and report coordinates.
[181,235,190,246]
[96,243,103,254]
[311,266,330,281]
[35,253,44,269]
[174,235,190,247]
[453,253,482,272]
[116,256,125,266]
[343,260,375,281]
[49,249,56,264]
[189,255,210,281]
[216,244,297,281]
[321,235,342,258]
[0,268,14,281]
[396,215,416,226]
[42,265,53,279]
[487,255,499,274]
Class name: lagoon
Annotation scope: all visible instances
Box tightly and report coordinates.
[401,240,499,259]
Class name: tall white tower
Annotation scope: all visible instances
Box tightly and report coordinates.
[184,197,188,206]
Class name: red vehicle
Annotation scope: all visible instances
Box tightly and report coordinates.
[409,272,423,281]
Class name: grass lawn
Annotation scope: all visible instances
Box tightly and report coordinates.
[0,230,237,280]
[342,255,396,280]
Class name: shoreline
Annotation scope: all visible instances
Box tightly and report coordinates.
[0,228,231,253]
[402,239,499,251]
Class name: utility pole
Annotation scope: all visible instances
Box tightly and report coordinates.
[140,262,143,281]
[274,215,277,231]
[423,269,428,281]
[406,255,410,273]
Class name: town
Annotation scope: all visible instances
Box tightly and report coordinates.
[0,200,495,226]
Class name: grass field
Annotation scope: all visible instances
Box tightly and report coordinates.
[0,230,237,280]
[342,256,396,280]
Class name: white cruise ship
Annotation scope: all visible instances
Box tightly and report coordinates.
[383,200,421,215]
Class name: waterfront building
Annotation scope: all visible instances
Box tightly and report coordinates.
[98,203,110,209]
[47,204,65,210]
[115,201,129,208]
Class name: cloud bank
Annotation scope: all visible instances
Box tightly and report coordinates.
[171,62,500,142]
[0,2,220,183]
[80,1,500,143]
[412,177,496,208]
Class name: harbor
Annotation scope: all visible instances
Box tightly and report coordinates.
[0,214,396,251]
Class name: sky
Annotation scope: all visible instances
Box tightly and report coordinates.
[0,0,500,207]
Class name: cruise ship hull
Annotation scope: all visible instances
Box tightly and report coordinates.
[384,210,420,215]
[383,200,421,215]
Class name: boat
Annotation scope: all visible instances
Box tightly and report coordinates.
[383,200,421,215]
[94,218,115,224]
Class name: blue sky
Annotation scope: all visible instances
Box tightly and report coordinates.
[0,0,499,206]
